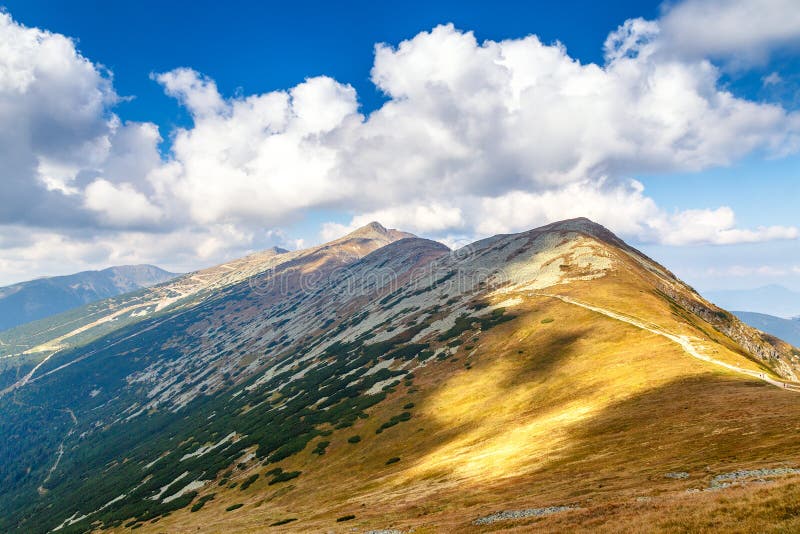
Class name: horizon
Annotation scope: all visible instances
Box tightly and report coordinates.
[4,217,799,297]
[1,0,799,294]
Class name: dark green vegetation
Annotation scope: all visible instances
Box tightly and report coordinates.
[239,474,259,490]
[336,514,356,522]
[268,470,301,485]
[437,308,514,342]
[0,268,458,533]
[1,218,799,534]
[269,518,297,526]
[312,440,330,455]
[375,412,412,434]
[190,494,216,512]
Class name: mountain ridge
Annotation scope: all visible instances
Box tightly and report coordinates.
[0,265,179,332]
[2,219,800,532]
[734,310,800,348]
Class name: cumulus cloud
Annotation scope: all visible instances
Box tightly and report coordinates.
[149,23,800,247]
[658,0,800,66]
[154,68,225,117]
[1,4,800,283]
[83,179,162,227]
[655,207,799,245]
[151,69,360,225]
[316,21,799,245]
[0,12,163,230]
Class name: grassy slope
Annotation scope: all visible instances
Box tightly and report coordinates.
[0,224,780,533]
[126,278,800,533]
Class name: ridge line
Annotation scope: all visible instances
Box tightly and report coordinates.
[532,292,800,392]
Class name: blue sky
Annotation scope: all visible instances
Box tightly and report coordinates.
[0,0,798,295]
[3,1,662,125]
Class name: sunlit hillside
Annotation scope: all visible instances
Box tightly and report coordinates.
[1,219,799,533]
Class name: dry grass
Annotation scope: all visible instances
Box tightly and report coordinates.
[118,276,800,533]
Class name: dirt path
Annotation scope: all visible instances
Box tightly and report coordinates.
[535,292,800,392]
[9,388,79,495]
[38,408,78,495]
[38,432,71,495]
[0,349,63,397]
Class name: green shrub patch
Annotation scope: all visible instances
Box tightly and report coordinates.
[240,473,259,491]
[376,412,412,434]
[270,518,297,526]
[268,470,301,485]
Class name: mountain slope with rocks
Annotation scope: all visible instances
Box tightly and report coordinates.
[734,311,800,348]
[1,219,800,533]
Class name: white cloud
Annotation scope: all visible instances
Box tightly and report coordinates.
[154,68,225,117]
[0,223,257,284]
[155,22,800,248]
[84,179,162,227]
[655,207,799,245]
[658,0,800,66]
[604,18,660,63]
[326,181,798,247]
[0,12,163,229]
[157,71,360,225]
[1,5,800,284]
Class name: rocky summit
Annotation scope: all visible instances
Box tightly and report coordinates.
[1,219,799,533]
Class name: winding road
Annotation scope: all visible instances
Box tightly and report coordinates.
[535,292,800,392]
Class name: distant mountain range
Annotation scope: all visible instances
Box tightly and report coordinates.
[704,285,800,319]
[0,265,179,331]
[734,311,800,348]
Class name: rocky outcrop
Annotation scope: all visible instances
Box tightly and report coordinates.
[658,284,799,381]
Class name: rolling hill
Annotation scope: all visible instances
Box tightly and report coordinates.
[0,265,179,332]
[1,219,800,533]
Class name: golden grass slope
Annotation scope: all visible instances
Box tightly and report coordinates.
[123,278,800,533]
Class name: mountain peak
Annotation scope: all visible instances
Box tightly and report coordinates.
[531,217,630,249]
[343,221,415,242]
[540,216,610,235]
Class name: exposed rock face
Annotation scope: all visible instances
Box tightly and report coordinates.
[659,285,800,381]
[734,312,800,348]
